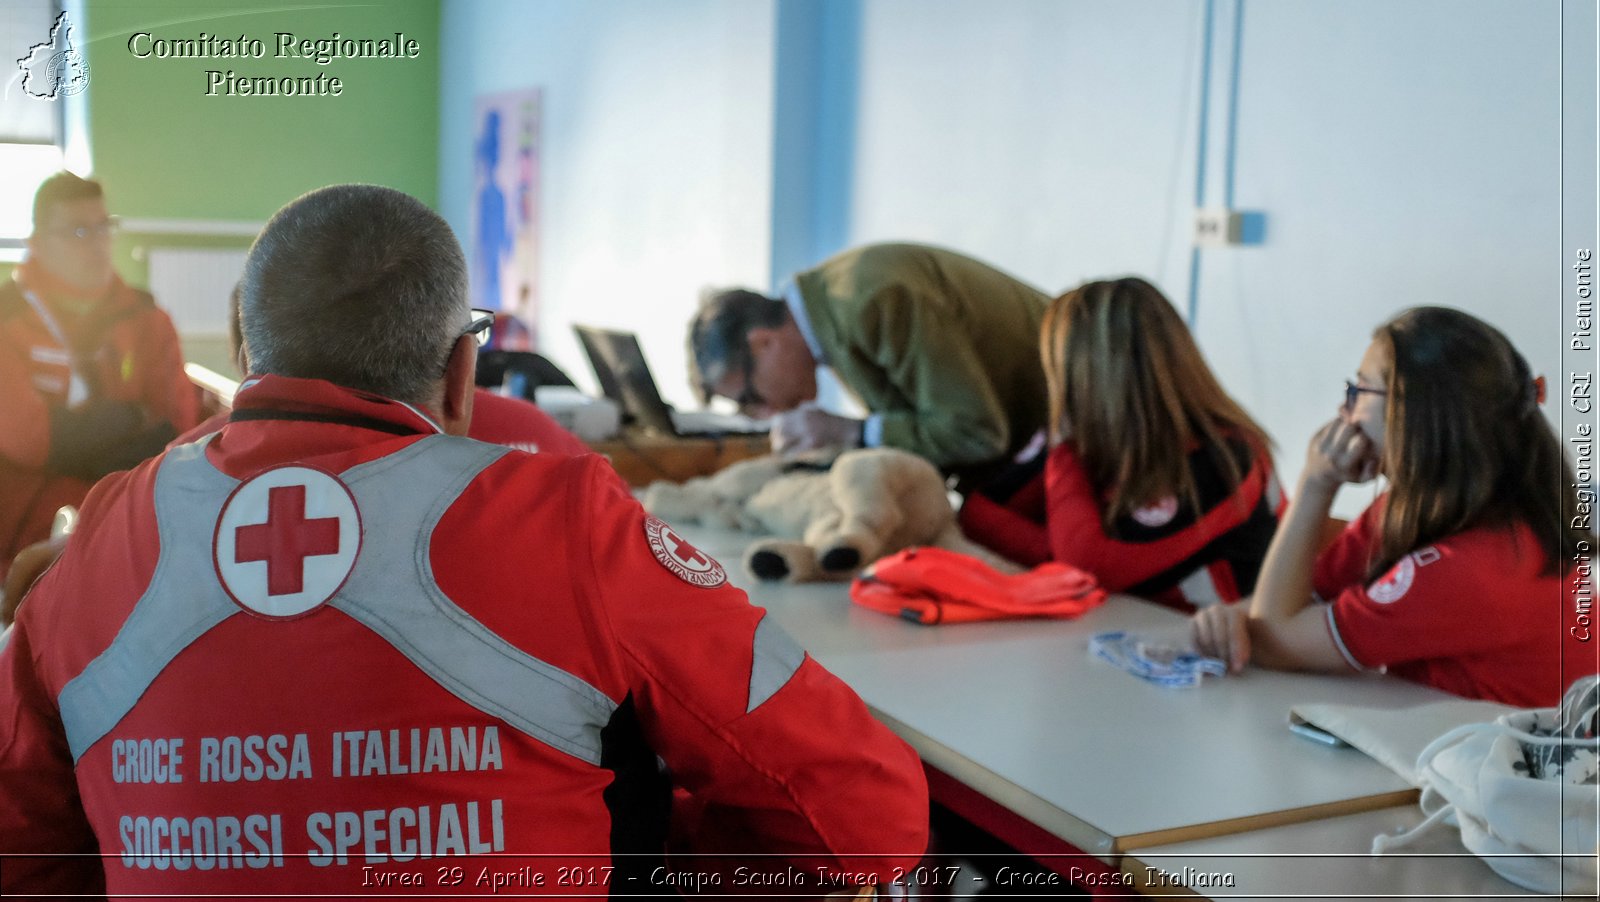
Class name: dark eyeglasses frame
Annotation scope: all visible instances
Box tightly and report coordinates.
[462,309,495,347]
[1343,379,1386,410]
[733,351,766,413]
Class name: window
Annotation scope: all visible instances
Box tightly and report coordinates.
[1,0,73,258]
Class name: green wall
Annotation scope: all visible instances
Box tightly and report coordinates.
[86,0,440,222]
[9,1,441,364]
[48,0,442,370]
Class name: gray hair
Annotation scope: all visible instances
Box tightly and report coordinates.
[240,184,468,406]
[686,288,789,404]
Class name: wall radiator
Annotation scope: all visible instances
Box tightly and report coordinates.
[145,247,250,337]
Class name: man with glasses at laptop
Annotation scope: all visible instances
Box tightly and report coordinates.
[0,172,197,578]
[0,184,928,896]
[689,242,1049,485]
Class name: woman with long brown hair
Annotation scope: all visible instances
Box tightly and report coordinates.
[1194,306,1595,706]
[969,276,1284,611]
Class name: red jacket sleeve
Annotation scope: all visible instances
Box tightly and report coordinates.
[0,323,54,469]
[0,606,106,896]
[1044,442,1272,593]
[570,456,928,881]
[1325,535,1545,671]
[139,305,200,434]
[1312,500,1384,602]
[957,491,1050,566]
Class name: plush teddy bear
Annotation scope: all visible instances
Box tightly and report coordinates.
[642,447,1018,582]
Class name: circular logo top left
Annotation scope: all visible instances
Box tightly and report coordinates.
[213,466,362,619]
[47,50,90,97]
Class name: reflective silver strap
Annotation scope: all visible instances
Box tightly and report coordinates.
[335,437,619,765]
[58,434,619,767]
[746,613,805,713]
[59,437,241,761]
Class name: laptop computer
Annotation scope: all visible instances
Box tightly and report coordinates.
[573,324,768,437]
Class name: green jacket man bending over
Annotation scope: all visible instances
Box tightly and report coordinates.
[689,243,1048,478]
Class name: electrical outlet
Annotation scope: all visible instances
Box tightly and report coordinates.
[1193,208,1236,247]
[1193,209,1267,247]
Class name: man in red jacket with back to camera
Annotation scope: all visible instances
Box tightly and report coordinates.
[0,184,928,897]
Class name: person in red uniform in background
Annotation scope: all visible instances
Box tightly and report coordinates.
[0,184,927,897]
[0,172,197,577]
[467,389,588,456]
[1193,307,1597,707]
[470,311,589,456]
[960,277,1284,611]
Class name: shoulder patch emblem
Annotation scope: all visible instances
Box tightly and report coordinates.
[1132,496,1179,528]
[1367,555,1418,604]
[644,517,727,588]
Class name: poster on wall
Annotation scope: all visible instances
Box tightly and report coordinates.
[470,87,541,349]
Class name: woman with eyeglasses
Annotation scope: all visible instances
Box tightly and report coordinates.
[962,277,1285,612]
[1193,306,1595,706]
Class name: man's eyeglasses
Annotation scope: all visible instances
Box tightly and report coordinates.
[1343,379,1386,411]
[47,216,119,241]
[733,352,765,413]
[462,309,495,347]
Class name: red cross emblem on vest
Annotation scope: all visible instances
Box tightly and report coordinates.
[215,466,362,618]
[234,485,342,596]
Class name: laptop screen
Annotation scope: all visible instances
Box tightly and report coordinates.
[572,325,678,435]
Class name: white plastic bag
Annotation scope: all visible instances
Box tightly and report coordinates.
[1373,676,1599,895]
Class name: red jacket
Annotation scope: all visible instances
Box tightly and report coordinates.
[961,439,1284,611]
[0,263,198,574]
[1315,497,1597,707]
[0,375,927,897]
[466,390,589,456]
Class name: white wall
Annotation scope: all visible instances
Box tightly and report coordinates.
[438,0,777,406]
[832,0,1564,508]
[1198,0,1560,509]
[848,0,1205,297]
[439,1,1567,509]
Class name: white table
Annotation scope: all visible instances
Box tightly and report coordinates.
[684,521,1523,895]
[1123,806,1537,899]
[686,526,1446,858]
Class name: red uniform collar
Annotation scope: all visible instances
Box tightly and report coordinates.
[201,375,447,479]
[231,374,446,436]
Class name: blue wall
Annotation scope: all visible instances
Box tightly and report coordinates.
[440,0,1566,501]
[769,0,860,286]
